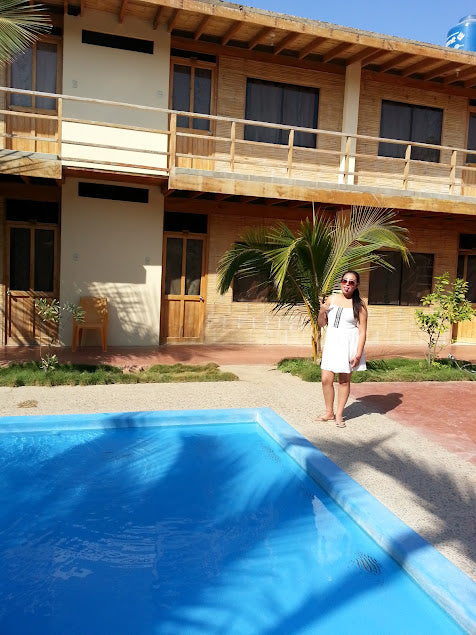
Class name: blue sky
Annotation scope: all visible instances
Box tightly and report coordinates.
[238,0,475,46]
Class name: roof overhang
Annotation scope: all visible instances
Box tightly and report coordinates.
[45,0,476,89]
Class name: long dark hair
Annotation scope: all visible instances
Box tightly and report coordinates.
[342,270,363,321]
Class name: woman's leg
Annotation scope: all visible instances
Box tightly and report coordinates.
[320,370,336,419]
[336,372,352,423]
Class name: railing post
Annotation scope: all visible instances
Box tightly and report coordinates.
[169,113,177,173]
[230,120,236,172]
[449,150,457,194]
[57,97,62,159]
[287,128,294,177]
[403,144,411,189]
[344,136,351,181]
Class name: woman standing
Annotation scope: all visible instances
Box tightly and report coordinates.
[317,271,367,428]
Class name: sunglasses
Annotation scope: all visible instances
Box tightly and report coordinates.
[341,278,356,287]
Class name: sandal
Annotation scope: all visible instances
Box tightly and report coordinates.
[336,419,346,428]
[316,414,335,422]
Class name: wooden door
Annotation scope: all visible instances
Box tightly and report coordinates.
[455,253,476,342]
[161,233,207,343]
[5,223,59,345]
[170,57,216,171]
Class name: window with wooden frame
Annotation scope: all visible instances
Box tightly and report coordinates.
[233,272,277,303]
[378,100,443,163]
[9,35,62,112]
[465,101,476,164]
[244,78,319,148]
[170,53,216,131]
[368,252,434,306]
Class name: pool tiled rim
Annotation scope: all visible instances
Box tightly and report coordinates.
[1,406,475,632]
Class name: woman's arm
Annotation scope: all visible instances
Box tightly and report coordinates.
[317,296,332,328]
[350,303,368,369]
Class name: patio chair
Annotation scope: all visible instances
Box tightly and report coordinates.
[72,296,108,352]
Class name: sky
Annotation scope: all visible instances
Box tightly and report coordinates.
[238,0,476,47]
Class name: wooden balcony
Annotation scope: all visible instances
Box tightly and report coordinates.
[2,86,476,215]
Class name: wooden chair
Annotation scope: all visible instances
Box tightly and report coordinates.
[72,297,108,352]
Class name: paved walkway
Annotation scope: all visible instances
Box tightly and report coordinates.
[2,343,475,464]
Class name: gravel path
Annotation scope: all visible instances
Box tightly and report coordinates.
[1,364,475,582]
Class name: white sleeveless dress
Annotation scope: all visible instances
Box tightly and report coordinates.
[320,303,366,374]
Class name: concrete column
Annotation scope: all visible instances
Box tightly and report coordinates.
[339,62,361,185]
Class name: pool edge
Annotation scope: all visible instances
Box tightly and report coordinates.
[256,407,476,634]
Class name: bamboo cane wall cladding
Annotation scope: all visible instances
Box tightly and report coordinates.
[213,56,345,182]
[357,78,469,193]
[201,207,476,346]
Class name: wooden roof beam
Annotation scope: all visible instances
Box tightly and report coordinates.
[298,36,325,60]
[377,53,411,73]
[153,5,165,29]
[248,26,273,50]
[221,21,242,45]
[80,0,86,17]
[447,66,476,84]
[346,47,380,65]
[359,50,388,68]
[400,58,441,77]
[322,42,354,64]
[273,32,300,55]
[168,9,180,34]
[423,62,460,81]
[464,76,476,88]
[194,15,211,41]
[242,196,259,203]
[119,0,128,24]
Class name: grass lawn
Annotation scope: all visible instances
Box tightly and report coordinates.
[0,362,238,387]
[277,357,476,382]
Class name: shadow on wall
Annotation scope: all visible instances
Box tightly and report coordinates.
[60,278,161,347]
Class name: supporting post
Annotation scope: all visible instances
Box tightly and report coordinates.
[338,61,361,185]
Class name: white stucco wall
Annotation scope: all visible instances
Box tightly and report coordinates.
[61,10,170,174]
[59,178,164,346]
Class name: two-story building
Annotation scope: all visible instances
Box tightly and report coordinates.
[1,0,476,350]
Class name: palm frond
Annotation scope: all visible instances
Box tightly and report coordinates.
[0,0,50,64]
[321,206,409,295]
[216,226,273,294]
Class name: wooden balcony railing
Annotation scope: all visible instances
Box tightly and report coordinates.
[2,86,476,200]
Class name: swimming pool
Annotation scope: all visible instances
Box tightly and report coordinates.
[0,407,475,634]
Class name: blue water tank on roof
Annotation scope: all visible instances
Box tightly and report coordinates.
[446,15,476,51]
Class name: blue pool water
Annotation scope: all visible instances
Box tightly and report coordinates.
[0,409,473,634]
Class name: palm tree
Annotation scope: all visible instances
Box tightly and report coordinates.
[217,206,409,361]
[0,0,50,65]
